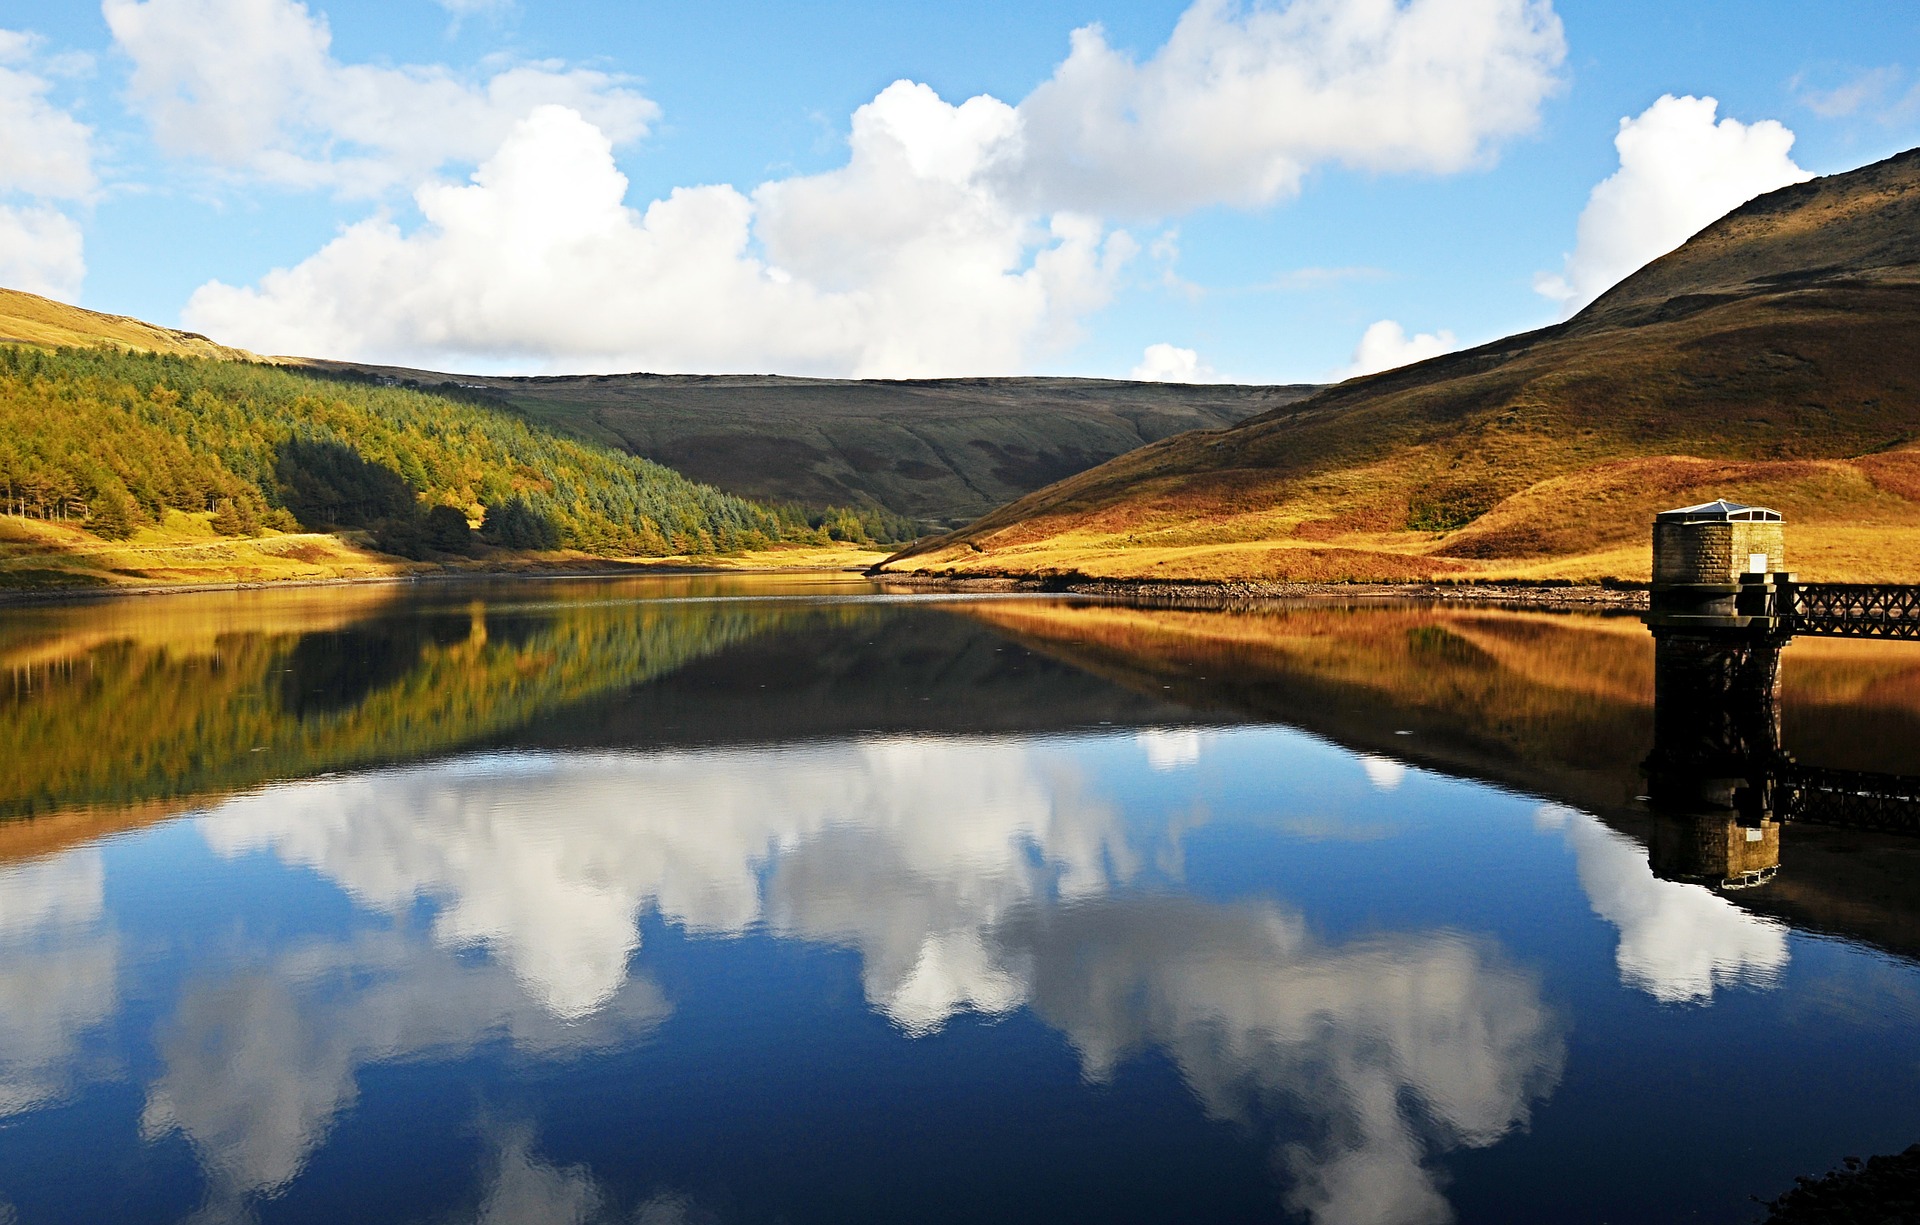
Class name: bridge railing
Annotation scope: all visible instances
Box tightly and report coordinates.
[1783,765,1920,835]
[1785,582,1920,640]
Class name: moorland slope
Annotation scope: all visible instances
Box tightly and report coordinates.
[302,362,1314,528]
[887,147,1920,583]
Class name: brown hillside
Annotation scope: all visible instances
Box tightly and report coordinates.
[0,286,260,361]
[887,148,1920,583]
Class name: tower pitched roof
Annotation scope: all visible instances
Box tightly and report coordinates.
[1655,500,1782,523]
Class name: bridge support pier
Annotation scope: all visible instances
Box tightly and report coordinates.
[1648,630,1784,780]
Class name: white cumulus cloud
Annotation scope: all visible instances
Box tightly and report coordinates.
[1535,94,1812,314]
[0,31,95,200]
[1015,0,1567,215]
[104,0,656,195]
[1131,343,1214,383]
[0,205,86,302]
[0,28,95,301]
[175,0,1568,376]
[1340,319,1456,378]
[185,100,1137,375]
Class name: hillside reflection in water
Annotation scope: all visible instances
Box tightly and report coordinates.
[1,579,1918,1225]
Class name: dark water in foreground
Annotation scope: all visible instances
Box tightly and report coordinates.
[2,574,1919,1224]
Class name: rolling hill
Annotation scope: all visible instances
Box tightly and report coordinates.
[0,286,258,361]
[885,147,1920,584]
[297,363,1314,529]
[3,283,1310,532]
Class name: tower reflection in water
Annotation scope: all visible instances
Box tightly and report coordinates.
[1644,628,1788,889]
[1643,627,1920,890]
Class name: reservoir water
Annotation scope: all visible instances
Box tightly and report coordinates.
[2,575,1918,1224]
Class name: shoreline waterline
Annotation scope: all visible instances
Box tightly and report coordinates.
[869,570,1651,612]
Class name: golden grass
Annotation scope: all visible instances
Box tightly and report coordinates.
[890,440,1920,585]
[0,514,888,596]
[0,285,259,360]
[0,513,403,591]
[893,458,1920,584]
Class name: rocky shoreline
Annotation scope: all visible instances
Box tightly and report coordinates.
[873,571,1651,613]
[1760,1143,1920,1223]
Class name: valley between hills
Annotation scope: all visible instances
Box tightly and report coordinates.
[4,144,1919,593]
[0,285,1302,594]
[292,361,1314,531]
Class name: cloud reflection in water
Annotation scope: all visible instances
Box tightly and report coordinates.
[0,852,117,1118]
[467,1127,711,1225]
[1004,898,1562,1225]
[177,737,1562,1224]
[201,741,1134,1023]
[1536,804,1789,1003]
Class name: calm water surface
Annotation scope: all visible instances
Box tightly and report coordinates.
[3,575,1919,1224]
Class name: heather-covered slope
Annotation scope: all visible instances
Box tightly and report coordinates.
[886,148,1920,583]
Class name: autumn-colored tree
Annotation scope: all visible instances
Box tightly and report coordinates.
[0,344,912,555]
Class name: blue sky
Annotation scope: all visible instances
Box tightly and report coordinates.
[4,0,1918,382]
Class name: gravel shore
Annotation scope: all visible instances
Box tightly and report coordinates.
[875,572,1650,613]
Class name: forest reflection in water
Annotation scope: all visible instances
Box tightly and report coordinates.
[12,582,1920,827]
[1,580,1918,1224]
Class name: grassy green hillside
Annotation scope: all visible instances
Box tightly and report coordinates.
[300,363,1315,528]
[886,147,1920,584]
[0,344,811,551]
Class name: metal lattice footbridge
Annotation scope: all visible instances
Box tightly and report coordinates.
[1788,583,1920,640]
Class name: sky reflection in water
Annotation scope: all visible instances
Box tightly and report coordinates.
[0,583,1917,1224]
